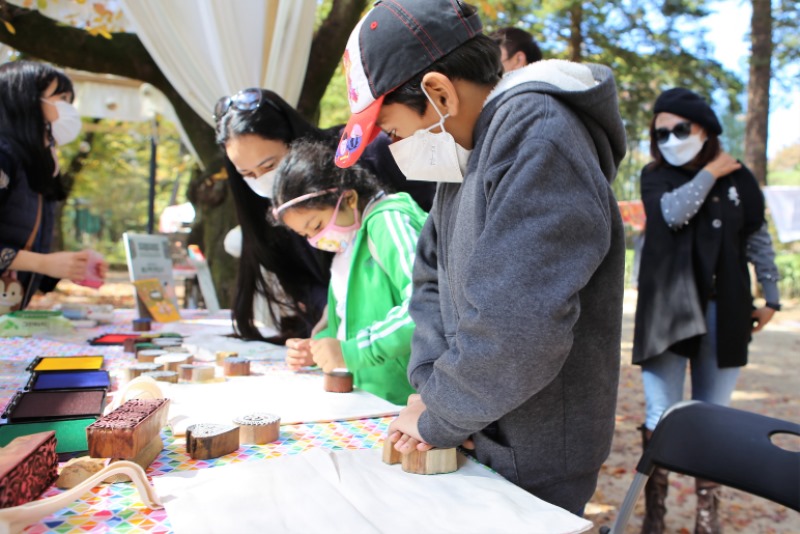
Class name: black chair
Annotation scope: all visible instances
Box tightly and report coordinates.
[603,400,800,533]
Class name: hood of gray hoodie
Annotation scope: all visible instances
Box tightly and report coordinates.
[479,60,627,183]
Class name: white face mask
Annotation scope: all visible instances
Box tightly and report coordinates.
[243,169,277,198]
[388,86,472,183]
[42,99,82,146]
[659,133,705,167]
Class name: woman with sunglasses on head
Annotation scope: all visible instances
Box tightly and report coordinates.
[632,88,780,534]
[215,88,434,342]
[0,61,107,313]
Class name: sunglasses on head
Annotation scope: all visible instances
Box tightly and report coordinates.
[655,121,692,144]
[213,87,283,123]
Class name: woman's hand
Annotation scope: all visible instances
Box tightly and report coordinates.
[703,151,741,179]
[285,338,314,370]
[751,306,776,333]
[42,250,91,281]
[309,338,346,373]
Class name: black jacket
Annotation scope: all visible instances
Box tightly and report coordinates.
[633,163,764,367]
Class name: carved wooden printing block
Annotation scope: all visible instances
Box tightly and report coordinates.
[401,448,458,475]
[186,423,240,460]
[223,357,250,376]
[233,413,280,445]
[180,364,215,383]
[324,369,353,393]
[87,398,169,460]
[0,430,58,508]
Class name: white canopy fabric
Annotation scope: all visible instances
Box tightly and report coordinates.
[763,186,800,243]
[118,0,317,125]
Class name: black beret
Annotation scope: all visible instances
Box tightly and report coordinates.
[654,88,722,136]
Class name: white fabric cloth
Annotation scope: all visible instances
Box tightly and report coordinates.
[118,0,317,124]
[763,186,800,243]
[330,247,354,340]
[153,448,593,534]
[163,371,403,436]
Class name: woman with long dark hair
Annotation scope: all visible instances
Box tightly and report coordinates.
[633,88,781,534]
[0,61,105,312]
[215,88,433,342]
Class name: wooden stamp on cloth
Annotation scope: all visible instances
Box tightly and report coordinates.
[382,438,402,465]
[87,398,169,460]
[126,362,164,381]
[185,423,240,460]
[223,357,250,376]
[136,349,166,363]
[141,370,179,384]
[233,413,280,445]
[154,353,192,372]
[215,351,238,366]
[179,364,215,383]
[324,369,353,393]
[132,318,151,332]
[0,431,58,508]
[401,448,458,475]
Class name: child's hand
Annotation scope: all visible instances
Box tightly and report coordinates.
[309,338,346,373]
[388,394,432,452]
[285,338,313,370]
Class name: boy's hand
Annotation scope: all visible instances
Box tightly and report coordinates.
[285,338,313,370]
[310,338,345,373]
[388,394,433,452]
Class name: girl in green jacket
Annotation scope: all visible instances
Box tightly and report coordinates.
[271,140,427,405]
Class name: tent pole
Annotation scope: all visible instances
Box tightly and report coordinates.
[147,116,159,234]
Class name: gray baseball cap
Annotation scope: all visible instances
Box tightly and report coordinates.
[334,0,483,168]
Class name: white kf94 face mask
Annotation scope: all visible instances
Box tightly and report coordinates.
[388,87,472,183]
[659,133,705,167]
[42,99,82,146]
[243,169,277,198]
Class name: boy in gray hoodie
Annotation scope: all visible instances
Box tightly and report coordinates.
[335,0,627,515]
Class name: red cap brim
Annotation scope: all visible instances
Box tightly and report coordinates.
[335,95,384,168]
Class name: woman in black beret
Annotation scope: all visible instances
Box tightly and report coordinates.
[632,88,781,534]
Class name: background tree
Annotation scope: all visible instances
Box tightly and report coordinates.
[0,0,369,304]
[745,0,772,186]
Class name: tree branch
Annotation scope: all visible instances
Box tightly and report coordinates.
[0,2,218,167]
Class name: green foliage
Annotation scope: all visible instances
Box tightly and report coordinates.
[775,253,800,299]
[318,65,350,130]
[57,118,191,265]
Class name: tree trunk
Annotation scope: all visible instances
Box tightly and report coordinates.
[745,0,772,186]
[567,2,584,62]
[296,0,369,120]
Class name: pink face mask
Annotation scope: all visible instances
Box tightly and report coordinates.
[307,192,361,253]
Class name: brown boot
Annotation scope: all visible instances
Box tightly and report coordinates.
[640,425,669,534]
[695,478,722,534]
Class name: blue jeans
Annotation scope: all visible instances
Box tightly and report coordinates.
[641,301,740,431]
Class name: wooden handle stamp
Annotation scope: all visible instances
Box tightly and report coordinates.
[223,357,250,376]
[324,369,353,393]
[382,438,402,465]
[401,447,458,475]
[136,349,166,363]
[0,430,58,508]
[185,423,240,460]
[215,351,238,366]
[132,318,151,332]
[123,336,148,353]
[141,370,179,384]
[179,364,215,383]
[153,353,192,372]
[87,398,169,460]
[127,362,164,381]
[233,413,280,445]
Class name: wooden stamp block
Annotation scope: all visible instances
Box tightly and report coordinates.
[87,398,169,460]
[154,353,192,372]
[132,318,152,332]
[127,362,164,381]
[137,349,166,363]
[104,434,164,483]
[123,336,148,353]
[55,457,107,489]
[382,438,402,465]
[152,337,183,348]
[179,364,215,383]
[223,357,250,376]
[324,369,353,393]
[141,370,179,383]
[0,430,58,508]
[186,423,240,460]
[233,413,280,445]
[215,351,238,366]
[401,448,458,475]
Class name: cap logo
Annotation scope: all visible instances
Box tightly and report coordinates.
[335,125,363,166]
[342,50,359,106]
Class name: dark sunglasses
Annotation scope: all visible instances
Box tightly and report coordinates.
[213,87,283,123]
[655,121,692,144]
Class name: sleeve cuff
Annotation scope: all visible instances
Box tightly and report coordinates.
[762,282,780,306]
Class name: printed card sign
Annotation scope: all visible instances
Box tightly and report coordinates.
[123,233,179,319]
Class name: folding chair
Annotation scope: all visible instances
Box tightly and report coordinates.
[602,400,800,533]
